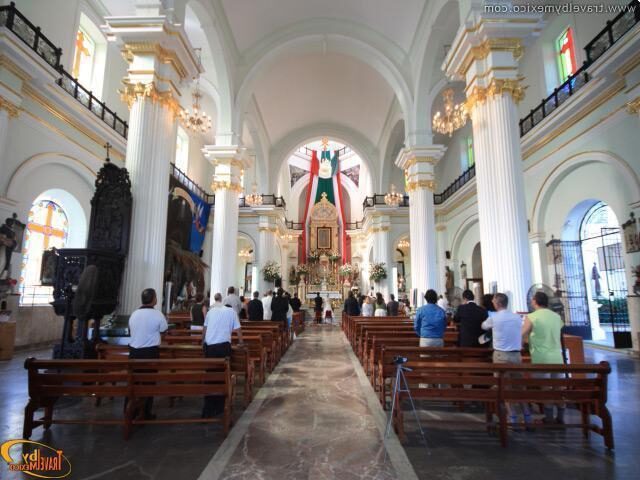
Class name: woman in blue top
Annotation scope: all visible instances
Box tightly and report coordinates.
[414,289,447,347]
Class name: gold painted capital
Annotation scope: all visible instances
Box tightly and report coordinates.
[121,43,188,80]
[211,180,243,193]
[466,77,526,113]
[0,96,19,117]
[435,224,447,232]
[406,180,437,192]
[404,156,437,170]
[459,38,524,77]
[119,81,181,115]
[627,97,640,115]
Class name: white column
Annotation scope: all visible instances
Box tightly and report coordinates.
[204,149,247,299]
[436,224,448,294]
[103,16,200,313]
[443,11,543,311]
[257,216,277,293]
[371,216,391,297]
[396,147,446,306]
[121,93,177,313]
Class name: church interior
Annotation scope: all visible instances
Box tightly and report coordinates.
[0,0,640,478]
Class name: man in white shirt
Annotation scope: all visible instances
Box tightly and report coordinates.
[222,286,242,315]
[201,293,242,417]
[481,292,531,427]
[128,288,168,420]
[261,290,273,320]
[437,295,449,312]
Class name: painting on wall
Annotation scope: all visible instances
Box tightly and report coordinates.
[317,227,332,250]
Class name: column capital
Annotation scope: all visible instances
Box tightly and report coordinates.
[103,16,201,110]
[395,145,447,170]
[627,96,640,115]
[203,145,250,193]
[435,224,447,232]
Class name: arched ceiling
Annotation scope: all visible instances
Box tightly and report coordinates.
[221,0,426,53]
[252,52,395,145]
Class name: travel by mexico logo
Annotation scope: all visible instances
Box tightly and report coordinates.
[1,439,71,478]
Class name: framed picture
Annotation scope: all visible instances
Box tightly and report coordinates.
[244,262,253,293]
[317,227,331,250]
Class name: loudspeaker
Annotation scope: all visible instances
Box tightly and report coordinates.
[445,251,451,260]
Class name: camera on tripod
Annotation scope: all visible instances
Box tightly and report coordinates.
[393,356,408,365]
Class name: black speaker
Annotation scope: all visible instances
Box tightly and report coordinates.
[445,251,451,260]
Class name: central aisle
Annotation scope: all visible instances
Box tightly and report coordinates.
[198,325,417,480]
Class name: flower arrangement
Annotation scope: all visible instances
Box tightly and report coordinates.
[339,263,354,277]
[295,264,310,276]
[261,261,281,282]
[369,262,387,282]
[307,250,320,263]
[329,251,341,263]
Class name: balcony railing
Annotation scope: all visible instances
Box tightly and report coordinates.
[239,195,286,209]
[434,164,475,205]
[285,220,304,230]
[0,2,128,138]
[57,70,128,138]
[346,220,364,230]
[296,145,352,158]
[520,0,639,137]
[362,194,410,210]
[171,163,215,205]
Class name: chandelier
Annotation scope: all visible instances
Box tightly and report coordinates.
[238,248,252,259]
[398,239,410,249]
[432,88,467,137]
[281,233,295,242]
[179,48,212,134]
[384,184,403,207]
[245,182,263,207]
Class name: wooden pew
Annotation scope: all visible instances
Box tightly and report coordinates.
[23,357,232,440]
[391,361,613,449]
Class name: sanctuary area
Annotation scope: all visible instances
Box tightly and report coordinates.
[0,0,640,479]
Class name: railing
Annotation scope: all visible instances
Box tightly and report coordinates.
[0,2,128,138]
[433,164,475,205]
[520,0,639,137]
[585,0,640,64]
[362,194,410,210]
[296,145,352,157]
[285,220,304,230]
[239,195,286,209]
[170,163,215,204]
[346,220,364,230]
[0,2,61,69]
[57,70,128,138]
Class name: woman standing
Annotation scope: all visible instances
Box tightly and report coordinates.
[374,292,387,317]
[190,293,207,331]
[362,296,374,316]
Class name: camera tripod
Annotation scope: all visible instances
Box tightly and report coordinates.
[383,358,429,461]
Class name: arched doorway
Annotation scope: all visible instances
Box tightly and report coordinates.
[580,202,630,347]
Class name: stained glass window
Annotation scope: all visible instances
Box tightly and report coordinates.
[557,27,577,82]
[19,200,68,305]
[461,136,474,171]
[72,28,96,86]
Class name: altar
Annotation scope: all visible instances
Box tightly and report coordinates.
[306,291,342,300]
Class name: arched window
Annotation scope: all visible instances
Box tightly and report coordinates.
[19,200,69,305]
[71,13,107,98]
[556,27,577,82]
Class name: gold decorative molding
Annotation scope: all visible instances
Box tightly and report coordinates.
[435,224,447,232]
[406,179,437,192]
[119,81,181,115]
[459,38,524,76]
[404,156,437,170]
[0,54,32,83]
[627,97,640,115]
[466,77,526,112]
[121,43,188,80]
[0,96,20,117]
[211,180,243,193]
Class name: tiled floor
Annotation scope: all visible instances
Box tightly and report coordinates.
[1,329,638,480]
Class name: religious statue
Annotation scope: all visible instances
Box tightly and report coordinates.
[460,261,467,281]
[0,214,25,281]
[591,262,601,297]
[445,266,454,291]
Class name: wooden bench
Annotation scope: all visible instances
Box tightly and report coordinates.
[391,361,613,449]
[23,357,232,440]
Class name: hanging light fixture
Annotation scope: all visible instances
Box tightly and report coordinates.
[179,48,212,134]
[245,182,263,207]
[238,248,252,259]
[432,88,467,137]
[384,183,403,207]
[398,239,410,249]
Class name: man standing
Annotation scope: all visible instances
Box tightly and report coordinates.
[128,288,168,420]
[387,293,399,316]
[222,286,242,315]
[414,289,446,347]
[262,290,273,320]
[290,292,302,312]
[454,290,488,347]
[270,288,289,325]
[202,293,242,417]
[343,291,360,316]
[481,293,531,427]
[247,291,264,321]
[522,291,566,424]
[314,292,324,324]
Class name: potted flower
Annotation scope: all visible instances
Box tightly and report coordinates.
[369,262,387,283]
[307,250,320,263]
[295,264,309,284]
[261,261,281,283]
[339,263,354,284]
[329,251,341,263]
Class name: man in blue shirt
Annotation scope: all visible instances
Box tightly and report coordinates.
[414,289,447,347]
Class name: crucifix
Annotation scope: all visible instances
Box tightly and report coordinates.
[104,142,112,162]
[72,30,91,79]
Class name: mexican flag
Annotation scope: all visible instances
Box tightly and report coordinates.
[300,149,349,264]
